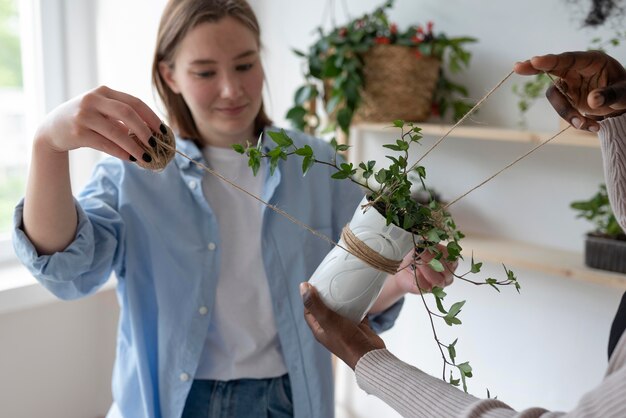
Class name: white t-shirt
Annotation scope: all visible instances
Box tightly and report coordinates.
[194,145,287,380]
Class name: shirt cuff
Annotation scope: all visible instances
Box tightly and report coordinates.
[367,296,404,333]
[12,198,96,284]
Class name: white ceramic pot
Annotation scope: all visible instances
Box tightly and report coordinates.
[309,197,415,323]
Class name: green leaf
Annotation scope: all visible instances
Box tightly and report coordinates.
[331,171,351,179]
[448,341,457,363]
[248,154,261,176]
[337,107,353,133]
[383,144,402,151]
[435,296,447,315]
[446,241,462,259]
[470,256,482,273]
[458,362,472,376]
[431,286,447,299]
[447,300,465,318]
[444,316,462,326]
[393,119,404,128]
[232,144,245,154]
[294,84,315,105]
[295,145,314,157]
[267,130,294,148]
[449,374,460,387]
[428,258,444,272]
[302,156,315,175]
[427,229,441,243]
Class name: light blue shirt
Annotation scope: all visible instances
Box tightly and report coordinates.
[13,128,403,418]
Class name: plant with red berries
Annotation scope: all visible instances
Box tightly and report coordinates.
[287,0,477,134]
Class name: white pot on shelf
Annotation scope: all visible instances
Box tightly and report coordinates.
[309,197,415,323]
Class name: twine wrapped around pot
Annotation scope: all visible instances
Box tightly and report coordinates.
[354,45,441,123]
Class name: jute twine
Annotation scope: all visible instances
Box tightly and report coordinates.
[145,69,572,276]
[129,124,176,171]
[341,225,403,274]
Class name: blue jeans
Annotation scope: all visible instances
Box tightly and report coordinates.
[181,374,293,418]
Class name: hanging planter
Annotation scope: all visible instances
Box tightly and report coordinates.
[309,196,415,322]
[353,45,441,124]
[286,0,477,136]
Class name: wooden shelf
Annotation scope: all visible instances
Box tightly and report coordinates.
[351,122,599,148]
[462,235,626,289]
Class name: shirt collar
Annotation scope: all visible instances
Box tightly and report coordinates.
[174,137,204,170]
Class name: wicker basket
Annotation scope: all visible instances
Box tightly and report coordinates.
[353,44,441,123]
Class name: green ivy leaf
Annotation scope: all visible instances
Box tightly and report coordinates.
[447,300,465,318]
[295,145,314,157]
[337,107,353,133]
[232,144,245,154]
[267,130,293,148]
[428,258,444,272]
[470,255,482,273]
[448,338,458,363]
[302,156,315,175]
[431,286,447,299]
[294,84,315,105]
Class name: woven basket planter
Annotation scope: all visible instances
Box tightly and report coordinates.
[354,44,441,123]
[585,234,626,274]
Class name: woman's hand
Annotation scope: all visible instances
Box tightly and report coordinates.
[301,282,385,370]
[368,244,457,314]
[393,245,456,294]
[36,85,162,161]
[513,51,626,132]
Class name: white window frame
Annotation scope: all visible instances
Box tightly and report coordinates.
[0,0,100,265]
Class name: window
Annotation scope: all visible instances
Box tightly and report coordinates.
[0,0,27,236]
[0,0,98,265]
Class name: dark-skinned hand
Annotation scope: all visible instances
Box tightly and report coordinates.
[513,51,626,132]
[300,282,385,370]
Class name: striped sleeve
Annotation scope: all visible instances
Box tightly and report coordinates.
[599,113,626,233]
[355,342,626,417]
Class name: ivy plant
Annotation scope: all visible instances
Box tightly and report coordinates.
[234,120,521,390]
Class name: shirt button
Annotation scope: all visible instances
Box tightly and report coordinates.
[180,372,190,382]
[198,306,208,315]
[207,242,216,251]
[188,180,197,189]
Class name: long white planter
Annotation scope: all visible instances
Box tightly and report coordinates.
[309,197,415,323]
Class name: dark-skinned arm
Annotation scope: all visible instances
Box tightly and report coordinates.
[513,51,626,132]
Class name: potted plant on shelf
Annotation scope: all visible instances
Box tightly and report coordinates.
[571,183,626,274]
[234,120,520,391]
[287,0,477,136]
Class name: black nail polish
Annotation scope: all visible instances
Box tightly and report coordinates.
[142,153,152,163]
[129,155,137,162]
[149,136,157,148]
[160,123,167,135]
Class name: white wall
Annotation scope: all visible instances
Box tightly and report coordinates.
[0,288,118,418]
[5,1,625,418]
[250,0,626,416]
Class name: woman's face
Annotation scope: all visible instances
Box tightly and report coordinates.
[160,17,264,147]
